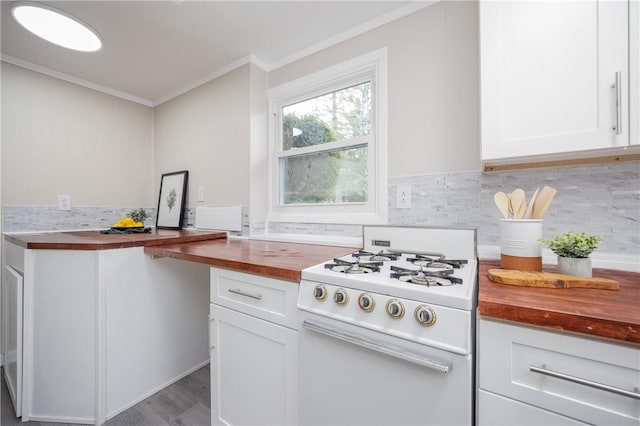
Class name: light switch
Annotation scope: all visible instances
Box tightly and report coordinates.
[197,185,205,202]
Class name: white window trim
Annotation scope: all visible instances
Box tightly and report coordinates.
[266,47,388,225]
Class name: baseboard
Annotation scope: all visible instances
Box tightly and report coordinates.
[105,359,210,420]
[23,414,94,424]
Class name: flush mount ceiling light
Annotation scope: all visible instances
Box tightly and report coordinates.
[11,1,102,52]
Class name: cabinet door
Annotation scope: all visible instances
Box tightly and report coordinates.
[3,265,23,417]
[481,0,629,161]
[210,304,298,425]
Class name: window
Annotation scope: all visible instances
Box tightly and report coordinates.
[267,48,387,224]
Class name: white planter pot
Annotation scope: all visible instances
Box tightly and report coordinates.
[557,256,592,278]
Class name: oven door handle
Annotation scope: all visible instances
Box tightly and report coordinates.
[302,319,451,374]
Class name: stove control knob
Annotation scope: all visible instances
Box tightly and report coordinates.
[313,285,327,300]
[414,305,436,326]
[385,299,405,319]
[333,288,349,305]
[357,293,375,312]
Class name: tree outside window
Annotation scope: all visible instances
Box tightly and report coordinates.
[280,82,371,205]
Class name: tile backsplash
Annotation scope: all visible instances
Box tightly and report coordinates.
[2,205,249,237]
[3,162,638,266]
[2,206,158,232]
[388,162,639,255]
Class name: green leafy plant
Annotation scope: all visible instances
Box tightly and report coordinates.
[539,231,601,258]
[128,208,149,223]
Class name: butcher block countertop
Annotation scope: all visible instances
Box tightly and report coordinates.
[479,260,640,344]
[144,238,358,282]
[4,229,227,250]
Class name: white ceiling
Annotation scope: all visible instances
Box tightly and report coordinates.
[1,0,432,106]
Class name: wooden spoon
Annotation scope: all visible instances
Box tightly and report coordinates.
[531,186,557,219]
[510,188,526,219]
[507,193,514,218]
[524,187,540,219]
[494,192,509,218]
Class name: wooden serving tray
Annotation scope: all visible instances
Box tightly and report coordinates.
[487,269,620,290]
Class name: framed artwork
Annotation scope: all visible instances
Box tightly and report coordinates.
[156,170,188,229]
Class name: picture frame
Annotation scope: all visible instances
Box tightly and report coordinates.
[156,170,188,229]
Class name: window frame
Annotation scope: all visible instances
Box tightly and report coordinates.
[266,48,388,225]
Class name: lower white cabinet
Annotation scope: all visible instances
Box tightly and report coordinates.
[209,268,298,426]
[2,265,23,418]
[1,242,210,424]
[478,318,640,425]
[479,389,587,425]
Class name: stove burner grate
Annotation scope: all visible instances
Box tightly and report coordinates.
[406,254,468,269]
[353,250,402,262]
[390,265,463,286]
[324,257,383,274]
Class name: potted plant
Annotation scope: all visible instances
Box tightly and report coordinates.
[539,231,601,277]
[128,208,149,225]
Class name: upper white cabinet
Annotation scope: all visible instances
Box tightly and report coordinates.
[480,0,634,163]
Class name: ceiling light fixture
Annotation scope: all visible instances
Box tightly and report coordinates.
[11,1,102,52]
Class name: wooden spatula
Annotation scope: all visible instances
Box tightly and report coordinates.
[488,269,619,290]
[524,187,540,219]
[531,186,557,219]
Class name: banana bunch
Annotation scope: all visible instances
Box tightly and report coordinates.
[113,217,144,228]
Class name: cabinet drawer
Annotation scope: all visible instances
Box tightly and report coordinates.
[479,318,640,425]
[210,267,299,329]
[479,390,587,426]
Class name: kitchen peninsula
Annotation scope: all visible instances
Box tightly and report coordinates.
[3,229,356,425]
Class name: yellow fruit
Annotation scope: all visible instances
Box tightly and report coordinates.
[134,221,143,227]
[113,217,137,227]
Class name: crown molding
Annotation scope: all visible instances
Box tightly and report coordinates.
[1,54,154,107]
[264,1,436,72]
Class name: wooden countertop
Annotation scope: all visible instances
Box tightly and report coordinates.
[144,238,358,282]
[479,260,640,344]
[4,229,227,250]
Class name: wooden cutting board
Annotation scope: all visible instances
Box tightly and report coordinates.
[487,269,620,290]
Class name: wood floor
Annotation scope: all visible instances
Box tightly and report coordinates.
[0,365,211,426]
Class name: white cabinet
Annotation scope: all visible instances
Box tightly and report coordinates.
[478,390,587,425]
[478,318,640,425]
[480,0,633,163]
[1,242,210,424]
[2,265,23,418]
[209,268,298,425]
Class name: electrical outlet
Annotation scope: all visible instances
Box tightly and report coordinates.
[197,185,205,202]
[57,194,71,211]
[396,185,411,209]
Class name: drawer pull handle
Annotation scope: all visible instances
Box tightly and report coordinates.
[228,288,262,300]
[530,364,640,400]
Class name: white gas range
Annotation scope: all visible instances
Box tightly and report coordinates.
[297,225,478,425]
